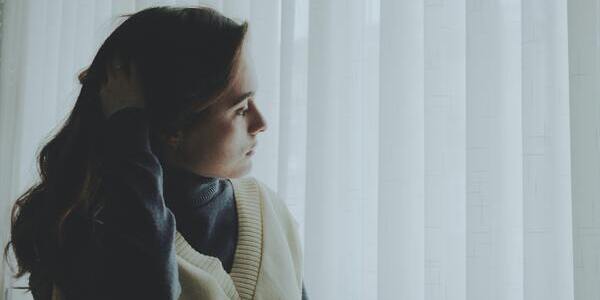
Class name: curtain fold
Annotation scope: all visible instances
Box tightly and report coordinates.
[568,0,600,298]
[522,0,573,299]
[425,1,466,299]
[466,1,526,299]
[305,0,379,298]
[378,1,424,299]
[0,1,597,299]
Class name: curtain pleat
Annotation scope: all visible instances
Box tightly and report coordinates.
[568,0,600,298]
[0,1,596,299]
[378,1,425,299]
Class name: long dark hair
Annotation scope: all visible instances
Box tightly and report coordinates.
[3,6,248,297]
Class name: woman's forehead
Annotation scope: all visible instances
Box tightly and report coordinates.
[236,50,258,91]
[224,56,257,105]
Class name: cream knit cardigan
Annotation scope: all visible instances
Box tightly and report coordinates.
[51,176,304,300]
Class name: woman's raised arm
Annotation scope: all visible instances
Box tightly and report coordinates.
[54,107,181,299]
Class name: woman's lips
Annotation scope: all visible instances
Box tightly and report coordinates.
[247,142,257,155]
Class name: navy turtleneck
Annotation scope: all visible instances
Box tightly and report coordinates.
[162,165,238,273]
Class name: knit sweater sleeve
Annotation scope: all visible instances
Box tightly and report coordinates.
[54,107,181,300]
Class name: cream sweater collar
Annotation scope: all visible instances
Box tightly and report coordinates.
[173,177,262,300]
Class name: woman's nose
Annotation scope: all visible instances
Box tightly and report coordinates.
[251,106,267,134]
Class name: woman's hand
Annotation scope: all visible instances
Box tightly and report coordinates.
[99,58,146,118]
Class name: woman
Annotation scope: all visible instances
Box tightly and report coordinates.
[4,6,307,300]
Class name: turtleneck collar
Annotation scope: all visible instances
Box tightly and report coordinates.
[162,165,224,209]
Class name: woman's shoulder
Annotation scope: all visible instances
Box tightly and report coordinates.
[229,176,299,229]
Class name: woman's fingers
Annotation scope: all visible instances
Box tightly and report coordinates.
[99,56,145,118]
[105,58,117,83]
[106,56,127,84]
[127,63,142,89]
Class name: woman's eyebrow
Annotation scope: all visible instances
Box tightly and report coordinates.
[230,91,255,108]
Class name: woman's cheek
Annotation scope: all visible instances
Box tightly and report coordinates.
[213,122,237,157]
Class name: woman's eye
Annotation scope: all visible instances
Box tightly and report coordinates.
[236,98,252,116]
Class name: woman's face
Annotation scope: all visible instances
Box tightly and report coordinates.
[165,46,267,178]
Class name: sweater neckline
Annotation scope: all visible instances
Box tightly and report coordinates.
[174,176,263,300]
[162,165,222,209]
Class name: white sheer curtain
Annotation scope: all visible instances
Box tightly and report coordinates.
[1,0,599,299]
